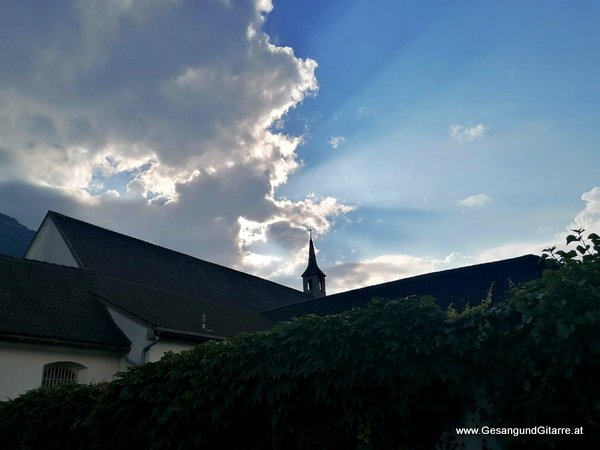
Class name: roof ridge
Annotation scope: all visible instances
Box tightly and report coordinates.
[326,254,542,297]
[48,210,305,294]
[263,254,541,312]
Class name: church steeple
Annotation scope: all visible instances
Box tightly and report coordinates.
[301,229,326,298]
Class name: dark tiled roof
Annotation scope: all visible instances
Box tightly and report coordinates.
[264,255,545,321]
[98,275,275,338]
[48,211,310,312]
[0,255,129,348]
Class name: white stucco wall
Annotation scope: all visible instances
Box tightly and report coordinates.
[106,306,154,365]
[0,341,122,401]
[25,217,79,267]
[105,308,203,364]
[148,338,198,363]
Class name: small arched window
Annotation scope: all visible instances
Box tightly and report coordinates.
[41,362,86,388]
[307,279,313,290]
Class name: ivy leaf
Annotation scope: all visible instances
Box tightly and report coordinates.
[556,323,575,340]
[585,311,599,323]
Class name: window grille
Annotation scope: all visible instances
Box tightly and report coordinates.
[41,362,84,388]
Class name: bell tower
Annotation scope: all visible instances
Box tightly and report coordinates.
[301,229,326,298]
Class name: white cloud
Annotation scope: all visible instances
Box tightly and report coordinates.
[328,135,346,149]
[0,0,318,202]
[326,254,434,294]
[475,241,547,262]
[356,106,373,118]
[450,123,487,143]
[476,187,600,262]
[538,186,600,255]
[571,187,600,232]
[237,193,355,283]
[431,252,478,271]
[262,187,600,293]
[321,244,540,294]
[457,194,491,208]
[325,252,482,294]
[0,0,359,287]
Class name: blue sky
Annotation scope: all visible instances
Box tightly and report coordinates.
[262,0,600,286]
[0,0,599,293]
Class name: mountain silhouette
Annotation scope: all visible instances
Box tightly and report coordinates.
[0,212,35,257]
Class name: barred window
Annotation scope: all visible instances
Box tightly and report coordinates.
[41,362,85,388]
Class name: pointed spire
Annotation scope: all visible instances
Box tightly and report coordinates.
[302,234,326,278]
[301,229,326,297]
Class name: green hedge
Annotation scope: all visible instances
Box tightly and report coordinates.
[107,297,474,449]
[1,243,599,449]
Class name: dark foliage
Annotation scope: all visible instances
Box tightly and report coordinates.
[0,231,598,449]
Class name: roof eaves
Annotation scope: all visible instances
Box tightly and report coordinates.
[155,326,225,341]
[0,330,130,351]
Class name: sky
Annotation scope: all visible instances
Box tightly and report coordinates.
[1,0,599,294]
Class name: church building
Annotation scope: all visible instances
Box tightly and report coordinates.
[0,211,544,399]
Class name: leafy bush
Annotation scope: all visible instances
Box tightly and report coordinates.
[89,296,476,450]
[0,298,475,450]
[0,383,101,450]
[486,229,600,448]
[1,230,598,449]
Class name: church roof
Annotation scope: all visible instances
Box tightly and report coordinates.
[18,211,547,343]
[264,254,545,321]
[0,253,275,349]
[301,238,326,278]
[98,275,275,339]
[0,255,129,349]
[46,211,310,312]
